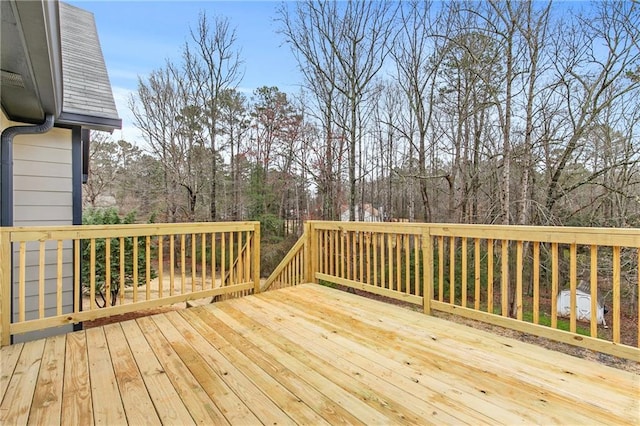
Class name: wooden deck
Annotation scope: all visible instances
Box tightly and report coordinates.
[1,284,638,425]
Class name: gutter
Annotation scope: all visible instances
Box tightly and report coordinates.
[0,114,55,226]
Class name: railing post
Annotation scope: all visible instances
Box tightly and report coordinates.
[253,222,261,293]
[0,229,12,346]
[310,222,318,283]
[304,221,314,283]
[422,226,433,315]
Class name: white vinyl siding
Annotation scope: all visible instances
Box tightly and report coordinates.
[2,111,76,341]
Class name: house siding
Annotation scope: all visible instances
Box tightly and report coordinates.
[2,111,75,342]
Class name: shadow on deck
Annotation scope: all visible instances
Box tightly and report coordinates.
[1,284,638,425]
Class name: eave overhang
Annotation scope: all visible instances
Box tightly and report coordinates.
[1,0,62,123]
[1,1,121,132]
[57,111,122,133]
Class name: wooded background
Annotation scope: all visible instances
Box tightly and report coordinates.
[85,0,640,236]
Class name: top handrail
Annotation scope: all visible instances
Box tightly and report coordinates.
[5,221,259,241]
[308,220,640,246]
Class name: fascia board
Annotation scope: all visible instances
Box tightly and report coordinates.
[14,0,63,118]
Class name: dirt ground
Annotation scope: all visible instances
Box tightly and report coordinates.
[82,275,215,328]
[83,305,183,329]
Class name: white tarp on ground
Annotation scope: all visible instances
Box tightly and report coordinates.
[556,289,606,325]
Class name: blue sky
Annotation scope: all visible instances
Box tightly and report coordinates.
[68,1,302,142]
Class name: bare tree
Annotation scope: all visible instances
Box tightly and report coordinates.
[543,1,640,221]
[83,132,119,208]
[278,2,342,220]
[131,65,184,222]
[185,12,244,221]
[391,0,441,221]
[512,0,552,226]
[278,1,396,221]
[219,88,249,220]
[118,0,638,236]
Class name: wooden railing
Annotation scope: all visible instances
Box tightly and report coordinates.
[213,238,253,302]
[2,219,638,360]
[311,222,430,308]
[263,225,309,291]
[0,222,260,345]
[266,221,640,361]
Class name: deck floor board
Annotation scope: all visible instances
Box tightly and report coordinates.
[179,308,332,425]
[119,318,194,425]
[1,283,638,425]
[0,342,23,402]
[86,327,128,424]
[266,286,635,423]
[61,331,92,425]
[136,315,229,424]
[303,284,637,388]
[103,323,161,426]
[163,310,297,426]
[229,295,494,424]
[260,287,626,424]
[150,313,262,425]
[1,339,45,425]
[291,284,640,411]
[241,294,530,424]
[197,306,370,424]
[215,302,430,425]
[28,334,65,425]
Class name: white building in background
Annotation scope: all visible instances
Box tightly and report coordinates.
[340,204,382,222]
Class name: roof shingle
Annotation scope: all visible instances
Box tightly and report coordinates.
[59,2,120,124]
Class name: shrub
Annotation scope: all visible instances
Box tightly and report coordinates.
[255,213,285,243]
[82,208,156,307]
